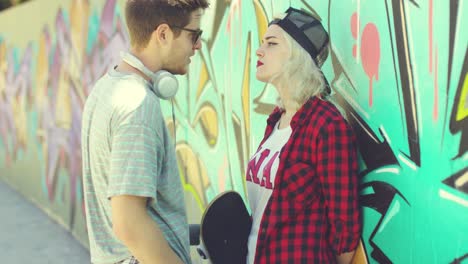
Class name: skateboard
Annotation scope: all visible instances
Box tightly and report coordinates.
[194,190,252,264]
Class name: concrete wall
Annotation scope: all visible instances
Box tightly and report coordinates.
[0,0,466,263]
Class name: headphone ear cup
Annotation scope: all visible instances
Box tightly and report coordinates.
[153,70,179,100]
[120,52,178,100]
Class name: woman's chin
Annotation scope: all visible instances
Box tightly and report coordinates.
[255,74,268,83]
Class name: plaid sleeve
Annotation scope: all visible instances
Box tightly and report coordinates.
[108,122,161,200]
[316,118,361,254]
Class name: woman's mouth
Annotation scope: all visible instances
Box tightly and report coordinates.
[257,61,263,67]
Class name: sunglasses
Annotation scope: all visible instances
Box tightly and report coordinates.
[171,25,203,45]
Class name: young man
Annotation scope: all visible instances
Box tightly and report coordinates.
[81,1,209,263]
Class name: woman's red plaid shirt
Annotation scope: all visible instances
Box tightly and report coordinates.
[252,97,362,264]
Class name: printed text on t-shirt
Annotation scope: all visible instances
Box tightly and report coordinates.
[246,148,279,189]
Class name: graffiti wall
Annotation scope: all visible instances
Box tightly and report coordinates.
[0,0,466,263]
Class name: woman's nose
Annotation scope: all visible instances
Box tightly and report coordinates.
[256,47,263,57]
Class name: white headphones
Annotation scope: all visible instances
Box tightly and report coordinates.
[120,51,179,100]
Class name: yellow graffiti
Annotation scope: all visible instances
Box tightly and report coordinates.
[70,0,89,57]
[176,142,210,209]
[241,32,251,172]
[196,61,210,100]
[253,0,269,44]
[351,240,368,264]
[194,103,218,146]
[456,73,468,121]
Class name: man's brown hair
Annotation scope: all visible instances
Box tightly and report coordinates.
[125,0,209,49]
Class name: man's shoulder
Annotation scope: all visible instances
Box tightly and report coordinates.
[86,71,163,128]
[109,75,160,112]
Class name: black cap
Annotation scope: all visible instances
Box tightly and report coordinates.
[270,7,331,94]
[270,7,330,68]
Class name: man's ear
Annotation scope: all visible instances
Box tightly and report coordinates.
[153,23,173,45]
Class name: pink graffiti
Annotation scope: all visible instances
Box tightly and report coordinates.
[429,0,438,121]
[0,44,34,167]
[360,23,380,107]
[0,0,129,223]
[100,0,117,40]
[351,12,358,58]
[433,49,438,121]
[226,0,242,34]
[85,1,129,88]
[54,0,125,203]
[42,7,76,202]
[429,0,433,73]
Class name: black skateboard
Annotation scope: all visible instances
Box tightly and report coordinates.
[192,190,252,264]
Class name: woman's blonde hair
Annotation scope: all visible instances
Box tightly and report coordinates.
[269,13,330,110]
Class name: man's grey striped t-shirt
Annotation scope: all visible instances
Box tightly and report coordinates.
[81,68,190,264]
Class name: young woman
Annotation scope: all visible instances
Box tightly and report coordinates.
[245,7,362,264]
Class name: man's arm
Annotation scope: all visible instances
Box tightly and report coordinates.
[337,251,356,264]
[111,195,183,264]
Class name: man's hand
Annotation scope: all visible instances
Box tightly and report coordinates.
[111,195,184,264]
[337,251,356,264]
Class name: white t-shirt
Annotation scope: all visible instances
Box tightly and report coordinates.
[245,121,292,264]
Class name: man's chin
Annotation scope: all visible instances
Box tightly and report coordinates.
[168,67,188,76]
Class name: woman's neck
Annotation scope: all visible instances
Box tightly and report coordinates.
[278,108,296,129]
[275,83,297,110]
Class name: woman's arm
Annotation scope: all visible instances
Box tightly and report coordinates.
[316,118,362,261]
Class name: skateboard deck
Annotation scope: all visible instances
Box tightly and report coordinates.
[197,190,252,264]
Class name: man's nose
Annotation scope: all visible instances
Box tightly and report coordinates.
[193,40,202,50]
